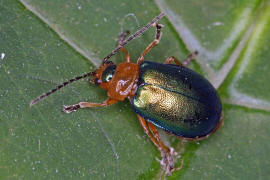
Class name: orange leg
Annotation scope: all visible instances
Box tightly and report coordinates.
[165,51,198,67]
[148,122,183,175]
[137,115,182,175]
[117,31,131,63]
[63,98,118,113]
[164,56,183,66]
[120,48,130,63]
[137,23,163,64]
[137,115,160,149]
[148,122,170,153]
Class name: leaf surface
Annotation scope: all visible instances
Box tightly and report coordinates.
[0,0,269,179]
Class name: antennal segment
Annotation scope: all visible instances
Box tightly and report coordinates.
[103,12,165,63]
[30,72,94,106]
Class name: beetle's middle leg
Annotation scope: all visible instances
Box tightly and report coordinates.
[165,51,198,66]
[165,56,182,66]
[137,23,163,64]
[117,30,131,63]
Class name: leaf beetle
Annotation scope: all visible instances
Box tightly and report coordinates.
[31,13,223,175]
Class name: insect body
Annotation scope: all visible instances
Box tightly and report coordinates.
[132,61,222,139]
[31,13,222,176]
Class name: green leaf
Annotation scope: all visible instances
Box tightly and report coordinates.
[0,0,269,179]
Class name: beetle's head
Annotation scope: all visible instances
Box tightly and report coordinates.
[90,61,117,90]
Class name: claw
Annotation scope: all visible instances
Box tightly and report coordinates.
[62,104,80,113]
[158,147,183,176]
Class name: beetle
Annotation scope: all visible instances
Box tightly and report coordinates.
[30,13,222,175]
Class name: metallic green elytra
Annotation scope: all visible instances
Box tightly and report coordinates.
[131,61,222,139]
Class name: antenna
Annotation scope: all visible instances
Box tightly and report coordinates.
[30,72,94,106]
[30,12,166,106]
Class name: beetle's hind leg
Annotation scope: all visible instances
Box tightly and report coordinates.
[63,98,118,113]
[165,51,198,66]
[117,30,131,63]
[148,122,183,175]
[137,23,164,64]
[137,115,182,175]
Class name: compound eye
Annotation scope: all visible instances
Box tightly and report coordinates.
[102,65,116,83]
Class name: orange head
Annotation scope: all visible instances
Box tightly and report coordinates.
[90,61,139,101]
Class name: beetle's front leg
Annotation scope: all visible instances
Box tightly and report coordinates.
[137,23,163,64]
[117,30,131,63]
[63,98,118,113]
